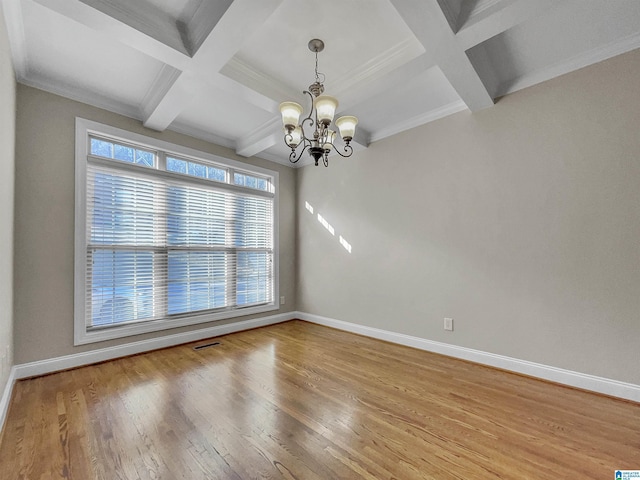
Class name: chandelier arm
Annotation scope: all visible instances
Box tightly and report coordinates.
[329,142,354,158]
[283,131,296,149]
[301,90,315,124]
[289,149,300,163]
[297,90,318,157]
[300,114,315,136]
[289,141,312,164]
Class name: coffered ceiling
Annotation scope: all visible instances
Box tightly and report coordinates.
[3,0,640,166]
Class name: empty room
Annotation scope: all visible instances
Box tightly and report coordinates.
[1,0,640,478]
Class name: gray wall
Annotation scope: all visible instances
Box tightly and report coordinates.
[0,5,15,395]
[10,46,640,387]
[297,49,640,385]
[14,85,297,363]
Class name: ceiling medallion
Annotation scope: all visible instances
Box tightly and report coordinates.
[279,39,358,167]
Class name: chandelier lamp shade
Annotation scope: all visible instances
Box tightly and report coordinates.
[279,39,358,167]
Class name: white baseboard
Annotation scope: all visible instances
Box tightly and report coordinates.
[14,312,295,380]
[296,311,640,403]
[0,366,17,438]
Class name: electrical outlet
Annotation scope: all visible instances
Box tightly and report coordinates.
[444,318,454,331]
[280,296,285,305]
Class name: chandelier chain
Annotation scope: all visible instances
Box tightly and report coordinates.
[313,48,325,85]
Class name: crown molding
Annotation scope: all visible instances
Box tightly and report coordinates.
[140,64,183,120]
[1,0,28,81]
[79,0,187,55]
[436,0,463,33]
[235,117,280,157]
[497,31,640,97]
[221,56,295,107]
[19,74,142,121]
[222,37,423,111]
[184,0,233,56]
[470,0,504,17]
[331,37,424,97]
[369,99,467,143]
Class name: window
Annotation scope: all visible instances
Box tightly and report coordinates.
[75,118,279,345]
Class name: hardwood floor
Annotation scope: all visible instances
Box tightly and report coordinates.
[1,320,638,479]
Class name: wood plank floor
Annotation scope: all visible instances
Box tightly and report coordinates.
[1,320,638,479]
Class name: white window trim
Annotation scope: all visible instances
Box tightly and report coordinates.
[74,118,280,345]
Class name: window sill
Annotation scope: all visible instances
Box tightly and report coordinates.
[74,302,279,345]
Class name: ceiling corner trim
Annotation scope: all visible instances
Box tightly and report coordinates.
[79,0,188,56]
[19,74,143,121]
[469,0,504,18]
[220,56,294,106]
[235,117,281,158]
[436,0,463,33]
[369,99,467,143]
[184,0,234,56]
[140,64,183,120]
[2,0,29,80]
[332,37,424,96]
[497,30,640,97]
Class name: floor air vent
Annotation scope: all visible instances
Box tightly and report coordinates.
[193,341,221,351]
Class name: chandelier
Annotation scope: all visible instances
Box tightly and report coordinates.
[279,39,358,167]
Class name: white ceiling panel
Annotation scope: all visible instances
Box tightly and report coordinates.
[21,0,165,115]
[350,66,463,142]
[173,86,275,141]
[232,0,422,95]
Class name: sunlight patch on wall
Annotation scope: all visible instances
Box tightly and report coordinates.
[317,214,335,235]
[339,236,352,253]
[305,201,352,253]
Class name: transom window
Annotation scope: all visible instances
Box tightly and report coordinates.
[75,118,279,345]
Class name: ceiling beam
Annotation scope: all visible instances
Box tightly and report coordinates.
[456,0,562,51]
[143,71,205,132]
[32,0,283,131]
[235,118,281,158]
[143,0,284,131]
[390,0,494,112]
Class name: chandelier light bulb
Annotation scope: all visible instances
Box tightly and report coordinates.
[286,126,302,148]
[322,130,336,150]
[279,102,303,131]
[313,95,339,126]
[335,116,358,142]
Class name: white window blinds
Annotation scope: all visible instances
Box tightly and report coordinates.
[75,120,277,344]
